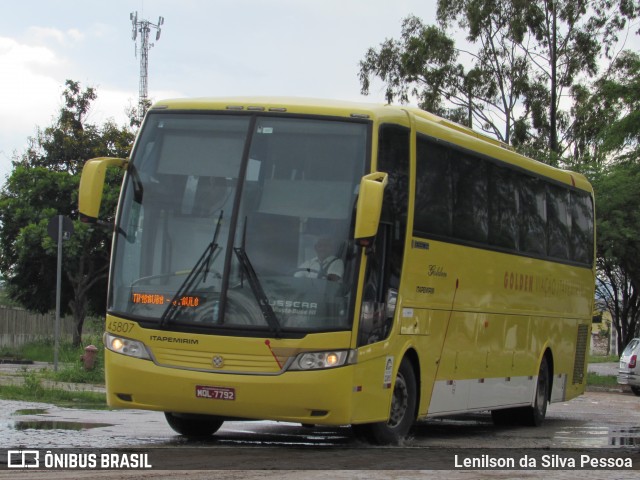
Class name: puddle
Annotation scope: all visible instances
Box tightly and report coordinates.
[13,408,49,415]
[12,420,113,431]
[610,426,640,446]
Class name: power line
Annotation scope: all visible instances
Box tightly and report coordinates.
[130,11,164,122]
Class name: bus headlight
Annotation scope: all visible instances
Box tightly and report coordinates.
[288,350,356,371]
[105,333,151,360]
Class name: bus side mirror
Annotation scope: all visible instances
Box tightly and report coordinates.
[354,172,388,247]
[79,157,128,223]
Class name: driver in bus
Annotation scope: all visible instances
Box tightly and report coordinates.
[294,236,344,281]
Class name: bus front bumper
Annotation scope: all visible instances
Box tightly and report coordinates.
[105,349,356,425]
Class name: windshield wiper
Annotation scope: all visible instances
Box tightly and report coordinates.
[159,210,224,327]
[128,163,144,204]
[233,246,282,338]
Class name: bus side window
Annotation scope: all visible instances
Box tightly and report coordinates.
[415,139,452,237]
[519,176,547,256]
[488,164,519,250]
[570,191,594,264]
[358,227,393,346]
[358,124,409,347]
[452,153,488,243]
[546,184,571,260]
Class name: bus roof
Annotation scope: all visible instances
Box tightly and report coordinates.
[150,97,592,193]
[151,96,402,121]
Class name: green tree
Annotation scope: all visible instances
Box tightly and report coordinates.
[435,0,534,144]
[359,1,637,161]
[0,80,134,346]
[514,0,636,158]
[592,161,640,351]
[570,50,640,168]
[359,17,460,122]
[566,47,640,352]
[595,51,640,162]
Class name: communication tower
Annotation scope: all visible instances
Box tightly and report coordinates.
[130,11,164,122]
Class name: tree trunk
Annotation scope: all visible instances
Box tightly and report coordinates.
[70,296,87,347]
[66,250,109,347]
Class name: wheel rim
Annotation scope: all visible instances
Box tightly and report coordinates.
[389,372,409,428]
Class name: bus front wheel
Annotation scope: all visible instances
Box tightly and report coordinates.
[352,358,417,445]
[164,412,224,437]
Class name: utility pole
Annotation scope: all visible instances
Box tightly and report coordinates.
[130,11,164,123]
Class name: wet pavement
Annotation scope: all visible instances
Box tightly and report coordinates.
[1,361,638,479]
[0,389,638,449]
[587,362,619,377]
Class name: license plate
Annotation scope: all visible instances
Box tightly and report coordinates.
[195,385,236,401]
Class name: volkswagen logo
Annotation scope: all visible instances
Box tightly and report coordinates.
[212,355,224,368]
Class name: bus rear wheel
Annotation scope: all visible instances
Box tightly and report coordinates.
[164,412,224,437]
[352,358,417,445]
[521,355,550,426]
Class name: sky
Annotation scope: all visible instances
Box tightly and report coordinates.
[1,1,638,184]
[0,0,442,182]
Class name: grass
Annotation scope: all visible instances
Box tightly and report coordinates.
[586,354,619,387]
[0,334,105,383]
[0,336,107,407]
[586,372,619,386]
[0,381,106,406]
[588,354,619,363]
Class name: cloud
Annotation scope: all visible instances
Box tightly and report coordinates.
[26,26,85,46]
[0,37,66,178]
[0,36,61,133]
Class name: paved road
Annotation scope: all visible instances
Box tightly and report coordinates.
[587,362,619,377]
[1,361,636,479]
[1,388,639,479]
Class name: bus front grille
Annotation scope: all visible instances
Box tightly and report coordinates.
[152,347,287,374]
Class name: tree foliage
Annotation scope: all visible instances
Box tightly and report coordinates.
[359,0,638,162]
[570,51,640,165]
[583,50,640,350]
[0,80,134,346]
[593,161,640,350]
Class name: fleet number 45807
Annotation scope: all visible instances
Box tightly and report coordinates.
[107,320,135,334]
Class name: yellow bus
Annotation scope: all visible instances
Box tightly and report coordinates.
[79,98,595,444]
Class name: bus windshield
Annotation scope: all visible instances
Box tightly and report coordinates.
[109,113,369,335]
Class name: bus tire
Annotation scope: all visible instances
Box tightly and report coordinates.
[521,355,550,426]
[164,412,224,437]
[352,358,417,445]
[490,408,516,426]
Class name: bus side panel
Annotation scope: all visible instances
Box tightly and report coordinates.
[349,343,396,424]
[398,307,462,418]
[401,238,592,416]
